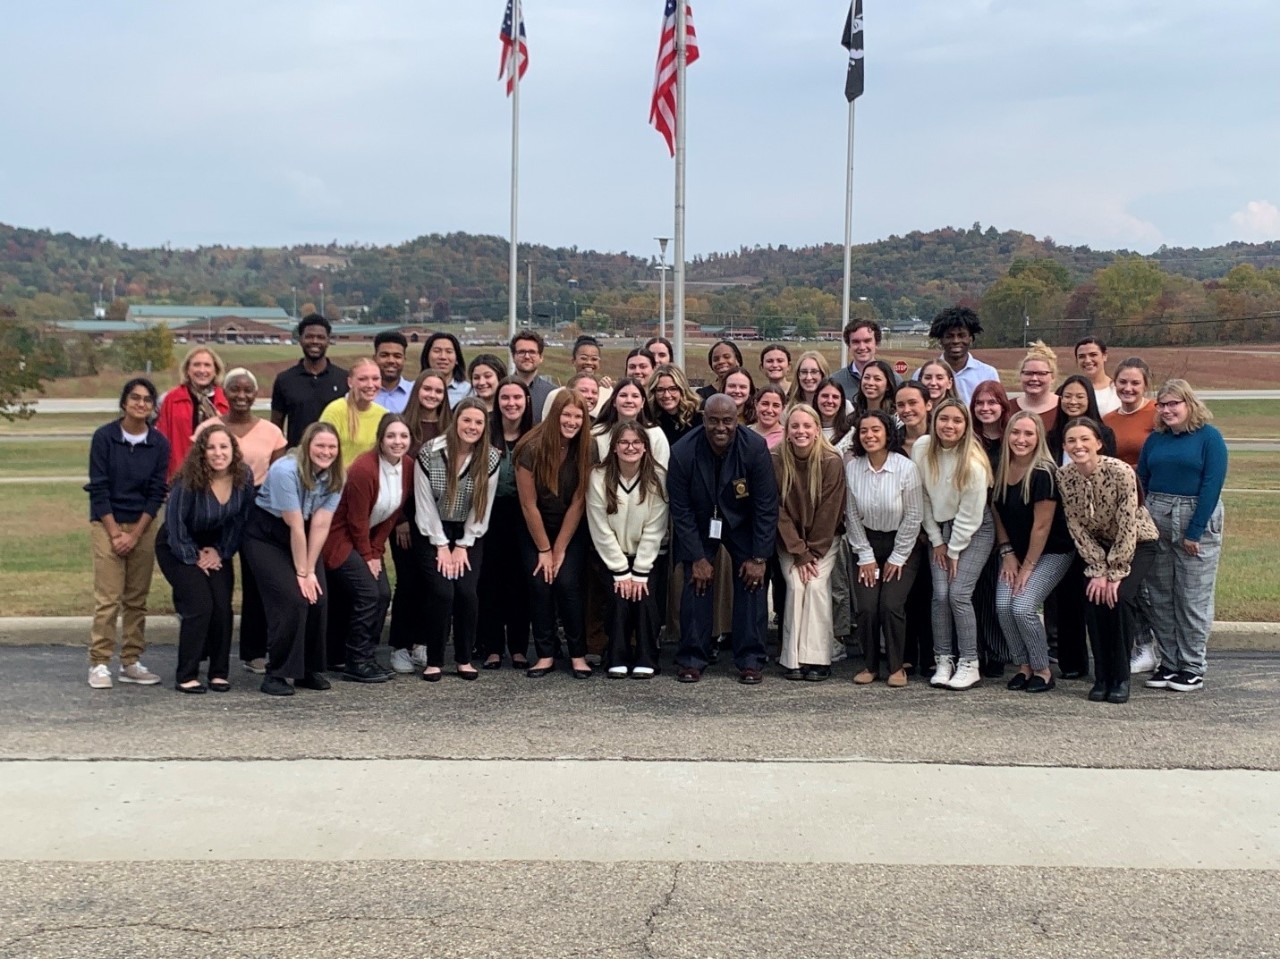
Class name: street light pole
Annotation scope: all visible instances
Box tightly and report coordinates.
[655,236,670,340]
[291,286,297,319]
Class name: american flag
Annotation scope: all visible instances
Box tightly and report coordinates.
[499,0,528,96]
[649,0,699,156]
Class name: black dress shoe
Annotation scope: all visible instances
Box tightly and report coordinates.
[1107,679,1131,704]
[1060,669,1086,680]
[1025,675,1056,693]
[208,680,231,692]
[511,657,530,670]
[456,668,480,681]
[296,673,331,691]
[343,661,392,684]
[1006,673,1030,691]
[260,676,294,696]
[526,665,555,678]
[175,682,206,694]
[421,669,443,682]
[481,659,502,670]
[572,668,593,679]
[781,668,805,681]
[1088,680,1108,702]
[804,666,831,682]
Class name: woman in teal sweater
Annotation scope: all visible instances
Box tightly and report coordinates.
[1137,379,1228,693]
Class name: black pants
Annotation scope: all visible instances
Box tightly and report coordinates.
[236,551,268,663]
[974,552,1010,667]
[599,560,660,671]
[241,508,327,681]
[388,527,421,652]
[327,548,391,667]
[476,496,531,660]
[415,526,485,667]
[1085,540,1157,687]
[522,525,588,660]
[675,546,767,672]
[903,536,935,669]
[1050,555,1090,675]
[155,527,235,685]
[855,532,922,676]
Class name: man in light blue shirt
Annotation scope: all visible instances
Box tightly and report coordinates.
[373,331,413,414]
[925,307,1000,404]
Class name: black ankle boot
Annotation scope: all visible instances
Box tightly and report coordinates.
[1107,679,1131,704]
[1088,680,1108,702]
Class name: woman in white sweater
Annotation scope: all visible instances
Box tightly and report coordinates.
[911,397,994,690]
[586,421,669,678]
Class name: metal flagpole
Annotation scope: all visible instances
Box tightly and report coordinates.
[507,0,522,343]
[672,2,688,370]
[840,98,855,370]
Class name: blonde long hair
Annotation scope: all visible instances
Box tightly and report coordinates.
[1154,378,1213,433]
[787,351,831,407]
[294,421,346,493]
[923,398,991,492]
[994,411,1056,504]
[774,404,839,506]
[344,357,380,443]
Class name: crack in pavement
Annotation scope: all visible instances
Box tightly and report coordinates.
[641,862,683,959]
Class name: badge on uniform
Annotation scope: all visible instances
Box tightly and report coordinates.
[733,478,749,499]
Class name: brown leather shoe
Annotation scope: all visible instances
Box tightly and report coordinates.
[887,669,908,688]
[738,668,763,685]
[853,669,876,685]
[676,667,702,683]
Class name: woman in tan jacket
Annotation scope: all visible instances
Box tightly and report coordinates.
[772,404,846,681]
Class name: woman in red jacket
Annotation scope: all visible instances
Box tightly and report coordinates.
[155,347,230,478]
[321,413,414,683]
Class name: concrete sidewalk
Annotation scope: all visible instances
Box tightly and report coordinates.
[5,615,1277,650]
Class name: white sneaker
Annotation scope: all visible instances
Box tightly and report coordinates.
[390,649,415,674]
[607,666,629,678]
[631,666,655,679]
[410,645,429,668]
[1130,643,1157,675]
[118,662,161,685]
[242,657,267,674]
[929,655,955,688]
[88,664,113,689]
[946,658,982,691]
[831,639,848,663]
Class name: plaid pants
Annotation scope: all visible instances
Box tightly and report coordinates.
[1144,493,1223,676]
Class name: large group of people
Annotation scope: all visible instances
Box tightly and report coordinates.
[83,307,1228,701]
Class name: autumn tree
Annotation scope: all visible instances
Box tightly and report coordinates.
[980,258,1073,346]
[114,324,174,373]
[0,310,48,419]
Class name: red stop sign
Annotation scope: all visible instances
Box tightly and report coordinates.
[893,360,909,376]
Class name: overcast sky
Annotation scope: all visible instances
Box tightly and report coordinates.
[3,0,1278,258]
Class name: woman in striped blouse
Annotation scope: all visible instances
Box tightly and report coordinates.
[845,410,924,688]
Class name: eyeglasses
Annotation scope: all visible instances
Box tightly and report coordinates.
[513,349,540,357]
[1155,399,1185,410]
[1020,370,1051,378]
[125,393,155,404]
[654,386,682,396]
[616,440,646,449]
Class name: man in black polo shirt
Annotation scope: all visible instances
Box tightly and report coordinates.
[271,314,349,447]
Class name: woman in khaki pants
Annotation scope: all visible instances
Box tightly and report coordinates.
[84,378,171,689]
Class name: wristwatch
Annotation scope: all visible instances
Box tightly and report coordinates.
[750,557,767,566]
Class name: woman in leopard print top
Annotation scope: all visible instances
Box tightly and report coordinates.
[1057,417,1158,705]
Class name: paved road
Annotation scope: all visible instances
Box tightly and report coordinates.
[2,641,1277,958]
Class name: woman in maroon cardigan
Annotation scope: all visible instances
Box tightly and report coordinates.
[155,346,230,479]
[321,414,414,682]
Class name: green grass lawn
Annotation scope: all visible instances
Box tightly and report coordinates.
[3,480,1277,621]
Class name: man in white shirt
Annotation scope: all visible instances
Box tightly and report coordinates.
[926,307,1000,404]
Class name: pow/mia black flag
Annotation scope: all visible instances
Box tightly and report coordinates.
[841,0,864,102]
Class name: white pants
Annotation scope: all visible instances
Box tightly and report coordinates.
[778,548,838,669]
